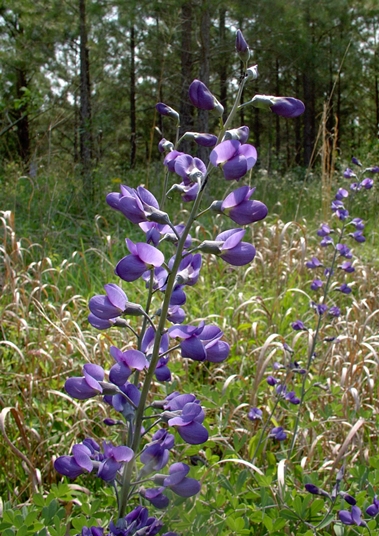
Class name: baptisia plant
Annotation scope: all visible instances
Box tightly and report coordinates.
[54,30,304,536]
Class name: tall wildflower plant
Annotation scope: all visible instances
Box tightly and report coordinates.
[54,31,304,535]
[247,159,379,533]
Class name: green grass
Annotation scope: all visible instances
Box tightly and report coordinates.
[2,164,379,535]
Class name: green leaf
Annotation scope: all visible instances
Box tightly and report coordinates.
[32,494,45,508]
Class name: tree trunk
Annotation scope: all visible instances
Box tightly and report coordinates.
[130,25,137,168]
[219,8,228,119]
[197,1,210,163]
[179,1,193,153]
[79,0,93,197]
[15,68,30,163]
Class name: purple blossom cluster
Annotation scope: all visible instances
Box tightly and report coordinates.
[55,29,305,535]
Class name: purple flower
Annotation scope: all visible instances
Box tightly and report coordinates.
[306,257,323,269]
[291,320,306,331]
[155,462,201,497]
[310,279,323,291]
[270,97,305,118]
[249,95,305,118]
[314,303,328,316]
[199,228,256,266]
[155,102,179,120]
[305,483,331,499]
[163,150,184,172]
[109,347,148,386]
[158,138,173,154]
[366,166,379,173]
[320,236,334,247]
[366,496,379,517]
[106,186,169,226]
[54,442,96,478]
[351,218,364,230]
[65,364,106,400]
[248,407,263,421]
[170,253,202,287]
[339,506,365,526]
[174,154,206,183]
[140,429,175,474]
[336,243,352,258]
[317,224,331,237]
[109,506,163,536]
[267,375,278,386]
[169,321,229,363]
[235,29,250,62]
[223,126,250,144]
[88,284,144,326]
[339,492,357,506]
[352,156,362,167]
[81,527,104,536]
[104,382,141,420]
[269,427,286,441]
[210,139,257,181]
[328,306,341,317]
[335,188,349,201]
[165,402,208,445]
[115,239,164,282]
[97,442,134,482]
[189,79,224,116]
[212,185,268,225]
[344,168,356,178]
[142,487,169,509]
[349,230,365,243]
[361,177,374,189]
[182,132,218,147]
[336,283,352,294]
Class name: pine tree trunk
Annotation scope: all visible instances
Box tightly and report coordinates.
[179,1,193,153]
[16,68,30,163]
[130,25,137,168]
[197,1,210,163]
[79,0,93,197]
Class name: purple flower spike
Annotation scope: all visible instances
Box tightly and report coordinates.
[189,79,224,116]
[216,185,268,225]
[155,102,179,120]
[270,97,305,118]
[248,407,263,421]
[115,239,164,282]
[210,140,257,181]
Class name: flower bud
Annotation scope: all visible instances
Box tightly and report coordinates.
[189,80,224,116]
[236,30,250,63]
[156,103,179,121]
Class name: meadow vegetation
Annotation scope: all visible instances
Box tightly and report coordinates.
[2,150,379,535]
